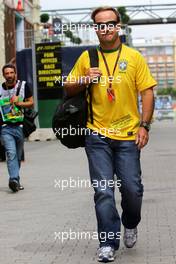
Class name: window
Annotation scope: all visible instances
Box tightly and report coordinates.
[157,47,165,55]
[158,66,165,72]
[149,63,157,68]
[148,57,154,63]
[158,80,165,88]
[147,47,156,55]
[165,46,173,55]
[152,73,157,78]
[158,80,164,84]
[158,72,166,77]
[167,72,174,77]
[167,79,174,85]
[157,56,163,63]
[167,56,173,62]
[167,67,174,72]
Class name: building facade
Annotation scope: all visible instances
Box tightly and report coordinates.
[0,0,40,68]
[0,1,6,81]
[134,38,176,89]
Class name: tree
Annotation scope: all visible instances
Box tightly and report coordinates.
[64,30,82,45]
[70,36,82,45]
[117,6,132,46]
[117,7,130,24]
[64,30,73,39]
[40,13,50,24]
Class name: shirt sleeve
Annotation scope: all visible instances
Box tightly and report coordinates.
[66,51,89,82]
[135,52,157,92]
[24,82,33,99]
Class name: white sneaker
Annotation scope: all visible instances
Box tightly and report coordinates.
[98,246,115,262]
[123,227,137,248]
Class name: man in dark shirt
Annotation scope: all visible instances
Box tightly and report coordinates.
[0,64,34,192]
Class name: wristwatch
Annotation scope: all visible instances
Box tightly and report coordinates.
[140,121,151,132]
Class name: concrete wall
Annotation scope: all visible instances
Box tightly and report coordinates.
[32,0,41,43]
[0,0,5,82]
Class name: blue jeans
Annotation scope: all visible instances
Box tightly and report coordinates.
[85,131,143,250]
[1,125,24,182]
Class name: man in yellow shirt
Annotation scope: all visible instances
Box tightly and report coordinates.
[65,6,157,263]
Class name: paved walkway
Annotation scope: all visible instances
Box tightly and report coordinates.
[0,120,176,264]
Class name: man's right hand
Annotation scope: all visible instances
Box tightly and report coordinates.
[10,95,18,104]
[64,67,102,97]
[85,67,102,84]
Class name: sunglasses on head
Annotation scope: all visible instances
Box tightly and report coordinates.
[94,21,118,31]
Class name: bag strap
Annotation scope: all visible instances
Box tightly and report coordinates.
[15,81,25,115]
[16,81,22,96]
[88,48,99,124]
[88,48,99,68]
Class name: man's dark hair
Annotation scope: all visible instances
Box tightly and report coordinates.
[2,64,16,74]
[91,6,121,23]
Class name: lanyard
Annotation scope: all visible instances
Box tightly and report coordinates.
[100,44,122,102]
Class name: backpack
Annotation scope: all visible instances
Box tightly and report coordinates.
[52,48,99,148]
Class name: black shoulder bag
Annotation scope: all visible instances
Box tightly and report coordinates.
[52,48,99,148]
[16,81,38,138]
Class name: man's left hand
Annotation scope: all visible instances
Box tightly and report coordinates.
[135,127,149,149]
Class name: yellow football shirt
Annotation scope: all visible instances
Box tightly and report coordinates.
[67,44,157,140]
